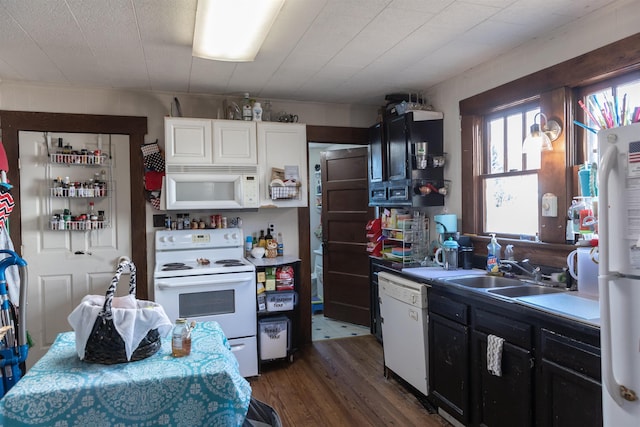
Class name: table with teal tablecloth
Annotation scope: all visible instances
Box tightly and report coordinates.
[0,321,251,427]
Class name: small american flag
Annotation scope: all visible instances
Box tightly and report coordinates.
[630,140,640,163]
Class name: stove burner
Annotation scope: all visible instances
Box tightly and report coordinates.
[161,263,193,271]
[215,259,243,265]
[163,263,186,267]
[222,262,245,267]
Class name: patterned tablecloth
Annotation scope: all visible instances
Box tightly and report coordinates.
[0,321,252,427]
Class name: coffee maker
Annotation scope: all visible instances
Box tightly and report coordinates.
[434,214,458,243]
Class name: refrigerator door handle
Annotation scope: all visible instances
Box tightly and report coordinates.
[598,143,637,405]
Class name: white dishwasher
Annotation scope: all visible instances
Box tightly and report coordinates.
[379,271,430,396]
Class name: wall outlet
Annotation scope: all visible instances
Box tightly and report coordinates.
[268,223,275,233]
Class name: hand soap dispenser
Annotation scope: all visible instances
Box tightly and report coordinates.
[486,234,502,274]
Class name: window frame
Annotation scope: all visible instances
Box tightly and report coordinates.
[459,33,640,268]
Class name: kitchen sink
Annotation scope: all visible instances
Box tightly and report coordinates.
[487,285,566,298]
[445,275,525,289]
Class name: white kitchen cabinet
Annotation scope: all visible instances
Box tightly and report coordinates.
[257,122,308,207]
[212,120,257,164]
[164,117,213,164]
[165,118,258,166]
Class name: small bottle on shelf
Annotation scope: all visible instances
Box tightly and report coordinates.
[89,202,98,229]
[277,232,284,256]
[252,102,262,121]
[258,230,266,248]
[242,93,253,121]
[265,226,273,247]
[262,100,272,122]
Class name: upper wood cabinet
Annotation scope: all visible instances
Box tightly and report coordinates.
[257,122,308,208]
[164,117,257,165]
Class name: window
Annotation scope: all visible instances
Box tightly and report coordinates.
[483,106,540,237]
[461,34,640,252]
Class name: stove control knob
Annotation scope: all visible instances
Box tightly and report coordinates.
[229,232,238,240]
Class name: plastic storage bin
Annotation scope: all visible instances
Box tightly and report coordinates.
[265,291,297,312]
[259,316,290,360]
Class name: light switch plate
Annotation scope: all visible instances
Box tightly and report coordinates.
[542,193,558,217]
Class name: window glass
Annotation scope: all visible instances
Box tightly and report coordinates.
[484,106,540,236]
[488,118,504,173]
[484,175,538,236]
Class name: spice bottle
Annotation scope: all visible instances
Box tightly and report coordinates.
[171,318,192,357]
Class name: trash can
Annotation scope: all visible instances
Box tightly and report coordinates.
[242,397,283,427]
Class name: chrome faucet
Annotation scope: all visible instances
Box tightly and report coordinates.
[500,259,542,283]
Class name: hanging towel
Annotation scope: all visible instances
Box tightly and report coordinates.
[487,334,505,377]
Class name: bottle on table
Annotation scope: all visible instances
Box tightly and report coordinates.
[172,318,192,357]
[258,230,266,248]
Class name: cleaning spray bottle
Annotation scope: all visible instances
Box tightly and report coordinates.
[505,244,514,261]
[486,234,502,274]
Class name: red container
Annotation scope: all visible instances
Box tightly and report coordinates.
[367,240,383,257]
[366,218,381,233]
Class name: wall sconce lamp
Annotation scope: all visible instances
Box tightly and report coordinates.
[522,113,562,153]
[193,0,285,62]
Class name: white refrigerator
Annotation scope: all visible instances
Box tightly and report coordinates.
[598,122,640,426]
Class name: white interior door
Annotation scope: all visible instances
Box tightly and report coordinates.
[19,131,132,368]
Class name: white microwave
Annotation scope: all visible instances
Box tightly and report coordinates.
[165,164,259,210]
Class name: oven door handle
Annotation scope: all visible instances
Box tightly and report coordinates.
[156,274,254,289]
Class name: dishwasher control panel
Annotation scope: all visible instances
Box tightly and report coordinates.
[379,272,428,308]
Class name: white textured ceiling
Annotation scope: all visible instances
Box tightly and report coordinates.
[0,0,619,106]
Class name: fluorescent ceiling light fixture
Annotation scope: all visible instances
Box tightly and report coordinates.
[193,0,285,62]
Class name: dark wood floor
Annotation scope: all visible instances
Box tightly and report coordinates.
[249,335,450,426]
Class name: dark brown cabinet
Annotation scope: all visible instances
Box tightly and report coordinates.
[470,308,534,427]
[367,111,445,207]
[428,291,470,424]
[422,282,602,427]
[537,329,602,427]
[430,313,470,423]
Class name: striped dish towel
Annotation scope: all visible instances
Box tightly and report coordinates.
[487,334,505,377]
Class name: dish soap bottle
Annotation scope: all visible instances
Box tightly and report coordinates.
[486,234,502,274]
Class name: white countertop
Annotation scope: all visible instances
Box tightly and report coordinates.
[401,267,600,327]
[402,267,487,280]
